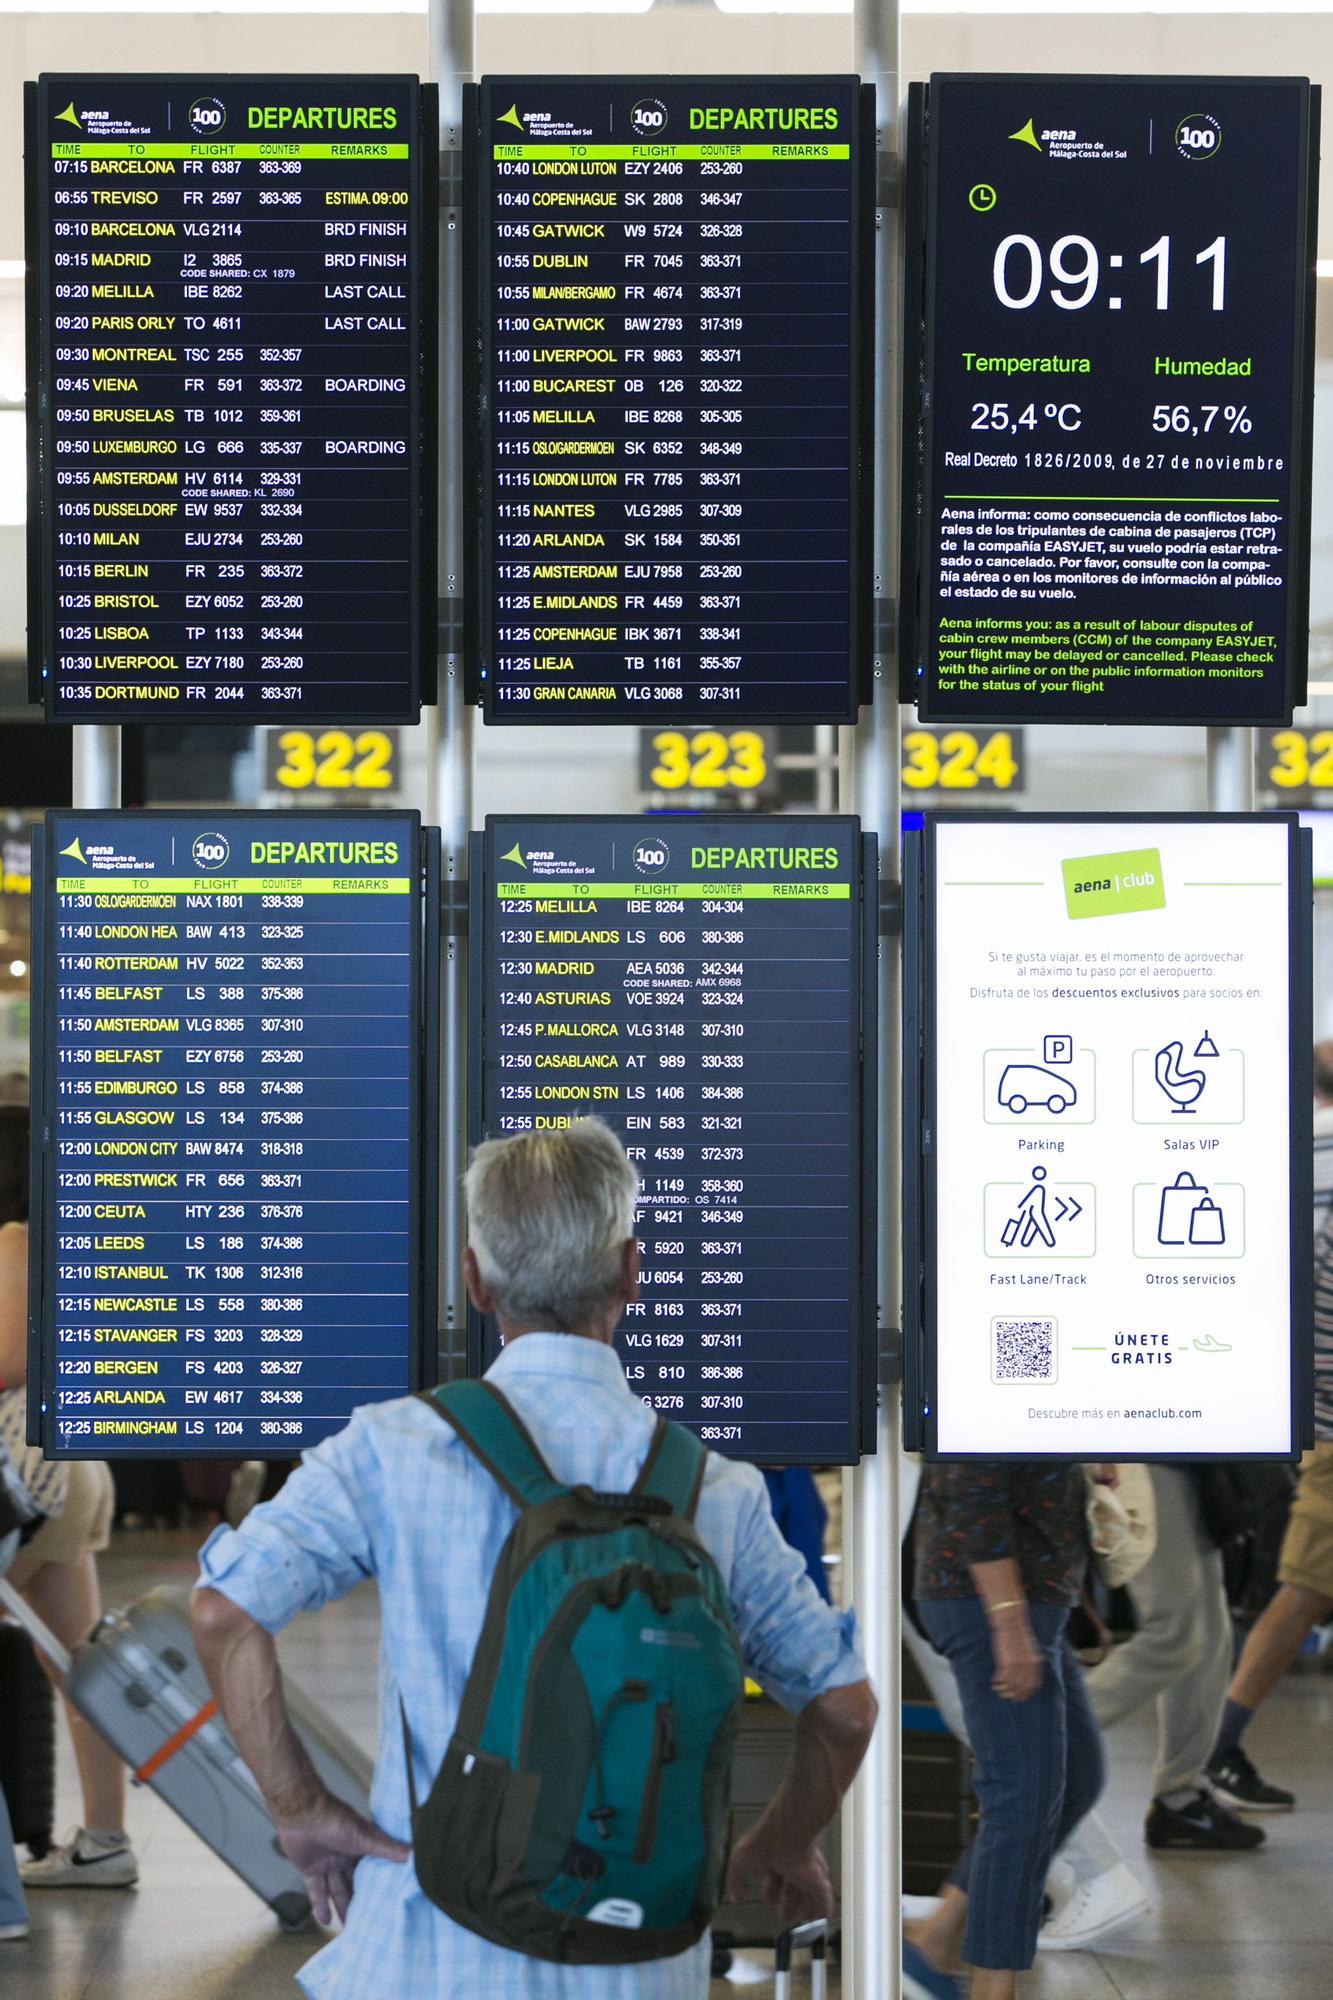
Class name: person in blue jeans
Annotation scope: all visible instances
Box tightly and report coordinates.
[0,1785,29,1944]
[903,1461,1107,2000]
[0,1522,30,1944]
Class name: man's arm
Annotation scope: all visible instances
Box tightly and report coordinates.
[192,1586,409,1925]
[726,1680,877,1923]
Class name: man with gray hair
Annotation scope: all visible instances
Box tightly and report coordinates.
[191,1120,875,1999]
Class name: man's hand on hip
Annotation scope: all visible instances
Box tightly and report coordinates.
[275,1788,411,1927]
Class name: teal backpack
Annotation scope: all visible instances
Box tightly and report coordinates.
[403,1379,745,1964]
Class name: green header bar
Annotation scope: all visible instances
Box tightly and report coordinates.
[498,880,849,900]
[493,143,848,162]
[57,876,410,895]
[52,142,409,160]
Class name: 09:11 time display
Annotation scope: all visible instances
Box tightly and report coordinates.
[990,234,1227,313]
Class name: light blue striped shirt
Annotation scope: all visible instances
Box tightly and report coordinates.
[198,1334,864,1999]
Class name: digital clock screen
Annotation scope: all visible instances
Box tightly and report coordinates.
[471,815,872,1462]
[472,75,865,725]
[30,810,433,1458]
[903,74,1317,724]
[28,73,433,722]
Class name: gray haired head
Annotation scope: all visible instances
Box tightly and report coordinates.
[465,1118,640,1333]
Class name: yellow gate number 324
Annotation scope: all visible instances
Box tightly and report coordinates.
[902,729,1019,791]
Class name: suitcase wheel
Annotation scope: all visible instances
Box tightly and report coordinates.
[272,1891,313,1933]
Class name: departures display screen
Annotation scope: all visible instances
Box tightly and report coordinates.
[31,810,432,1458]
[29,73,431,722]
[472,816,871,1462]
[905,75,1317,725]
[473,75,864,724]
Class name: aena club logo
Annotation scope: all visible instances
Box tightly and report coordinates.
[1176,113,1221,161]
[633,838,669,874]
[192,832,230,870]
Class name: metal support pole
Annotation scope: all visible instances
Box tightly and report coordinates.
[814,724,837,813]
[846,1,903,1995]
[428,0,476,1374]
[1205,726,1255,813]
[71,728,121,811]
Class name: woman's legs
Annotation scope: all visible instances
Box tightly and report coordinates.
[913,1599,1074,1989]
[19,1554,125,1835]
[1050,1638,1106,1852]
[0,1783,28,1934]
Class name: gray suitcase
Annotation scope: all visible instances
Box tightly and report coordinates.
[0,1579,373,1929]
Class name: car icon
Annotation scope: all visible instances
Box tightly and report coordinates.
[998,1063,1078,1115]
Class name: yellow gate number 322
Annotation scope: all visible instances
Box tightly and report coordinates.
[650,729,768,791]
[274,729,396,791]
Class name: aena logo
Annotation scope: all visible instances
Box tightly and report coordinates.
[631,98,668,137]
[192,832,230,870]
[633,839,669,874]
[189,97,227,135]
[1176,114,1220,160]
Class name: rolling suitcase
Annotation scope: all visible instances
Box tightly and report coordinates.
[774,1919,829,1999]
[0,1619,56,1857]
[0,1579,374,1929]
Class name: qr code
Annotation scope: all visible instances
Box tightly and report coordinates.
[992,1317,1057,1384]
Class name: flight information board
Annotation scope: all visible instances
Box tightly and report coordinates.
[27,73,434,722]
[471,75,866,725]
[902,74,1318,725]
[29,810,436,1458]
[471,815,873,1463]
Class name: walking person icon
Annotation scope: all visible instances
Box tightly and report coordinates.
[1002,1165,1058,1250]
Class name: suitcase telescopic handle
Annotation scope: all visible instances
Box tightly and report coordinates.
[774,1918,828,2000]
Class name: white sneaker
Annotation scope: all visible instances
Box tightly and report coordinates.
[1037,1862,1150,1951]
[0,1923,28,1941]
[21,1829,138,1890]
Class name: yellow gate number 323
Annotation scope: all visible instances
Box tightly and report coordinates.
[650,729,768,791]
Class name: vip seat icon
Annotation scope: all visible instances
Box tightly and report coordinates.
[1154,1041,1206,1115]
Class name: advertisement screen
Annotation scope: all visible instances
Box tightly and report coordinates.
[905,74,1316,725]
[29,73,430,721]
[472,814,872,1462]
[921,814,1310,1459]
[31,810,430,1457]
[474,75,864,724]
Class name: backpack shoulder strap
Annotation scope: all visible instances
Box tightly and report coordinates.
[420,1379,565,1511]
[633,1416,707,1521]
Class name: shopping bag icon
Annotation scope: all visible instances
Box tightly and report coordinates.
[1158,1172,1207,1245]
[1189,1196,1226,1247]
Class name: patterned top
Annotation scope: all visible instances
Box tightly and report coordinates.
[1313,1217,1333,1442]
[198,1334,865,2000]
[913,1460,1089,1606]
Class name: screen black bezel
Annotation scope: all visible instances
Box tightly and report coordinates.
[467,810,870,1464]
[915,808,1312,1462]
[473,74,867,727]
[30,72,431,726]
[906,73,1318,728]
[33,806,430,1458]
